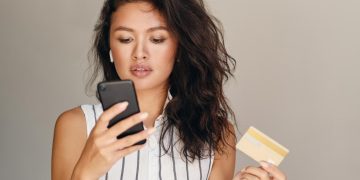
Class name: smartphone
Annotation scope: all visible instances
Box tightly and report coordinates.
[97,80,146,145]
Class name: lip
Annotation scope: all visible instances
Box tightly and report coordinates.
[130,64,153,78]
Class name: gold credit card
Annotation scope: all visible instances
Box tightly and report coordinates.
[236,126,289,166]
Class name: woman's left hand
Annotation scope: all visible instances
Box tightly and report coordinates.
[233,161,287,180]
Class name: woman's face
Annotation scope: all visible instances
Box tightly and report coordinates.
[109,2,178,91]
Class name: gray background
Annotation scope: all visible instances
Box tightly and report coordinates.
[0,0,359,179]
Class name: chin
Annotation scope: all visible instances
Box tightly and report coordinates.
[131,78,155,91]
[133,79,169,93]
[119,72,169,92]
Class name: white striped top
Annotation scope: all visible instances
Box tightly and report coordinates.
[80,102,214,180]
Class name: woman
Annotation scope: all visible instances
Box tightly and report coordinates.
[52,0,287,179]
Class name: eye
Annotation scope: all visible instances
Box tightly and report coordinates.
[151,37,166,44]
[118,38,133,44]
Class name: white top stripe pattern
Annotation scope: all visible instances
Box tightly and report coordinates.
[80,95,214,180]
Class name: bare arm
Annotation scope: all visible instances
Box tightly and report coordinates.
[51,107,87,180]
[209,124,236,180]
[51,102,153,180]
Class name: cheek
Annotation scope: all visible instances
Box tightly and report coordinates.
[152,42,177,67]
[156,49,176,74]
[113,48,131,66]
[159,60,175,75]
[112,48,132,79]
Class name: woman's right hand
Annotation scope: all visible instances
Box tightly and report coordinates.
[71,102,154,180]
[233,161,287,180]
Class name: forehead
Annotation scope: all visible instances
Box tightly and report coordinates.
[111,2,167,31]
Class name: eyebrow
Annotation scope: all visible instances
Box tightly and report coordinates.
[113,26,169,32]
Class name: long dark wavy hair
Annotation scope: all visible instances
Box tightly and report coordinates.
[87,0,237,161]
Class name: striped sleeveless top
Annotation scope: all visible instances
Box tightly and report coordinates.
[80,101,214,180]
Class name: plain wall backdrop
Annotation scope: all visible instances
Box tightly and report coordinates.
[0,0,359,179]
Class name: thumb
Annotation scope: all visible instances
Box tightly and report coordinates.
[259,161,286,180]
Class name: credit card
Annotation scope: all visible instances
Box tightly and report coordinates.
[236,126,289,166]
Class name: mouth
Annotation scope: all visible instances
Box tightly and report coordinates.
[130,64,153,78]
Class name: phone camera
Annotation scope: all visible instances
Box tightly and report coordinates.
[99,84,106,91]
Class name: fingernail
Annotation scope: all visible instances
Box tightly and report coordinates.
[139,112,148,120]
[118,101,128,108]
[240,168,245,172]
[260,161,270,168]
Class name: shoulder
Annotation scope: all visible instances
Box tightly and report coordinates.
[215,122,237,157]
[53,106,87,145]
[55,106,86,132]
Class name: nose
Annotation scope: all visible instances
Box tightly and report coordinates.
[132,40,148,61]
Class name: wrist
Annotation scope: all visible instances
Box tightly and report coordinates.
[71,164,95,180]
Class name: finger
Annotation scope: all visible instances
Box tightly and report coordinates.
[114,144,145,161]
[244,166,270,180]
[240,172,260,180]
[109,128,155,150]
[259,161,287,180]
[105,112,148,138]
[96,102,129,131]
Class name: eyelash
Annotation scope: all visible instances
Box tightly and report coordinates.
[151,38,166,44]
[118,38,133,44]
[117,37,166,44]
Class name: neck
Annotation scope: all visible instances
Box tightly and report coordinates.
[136,85,168,128]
